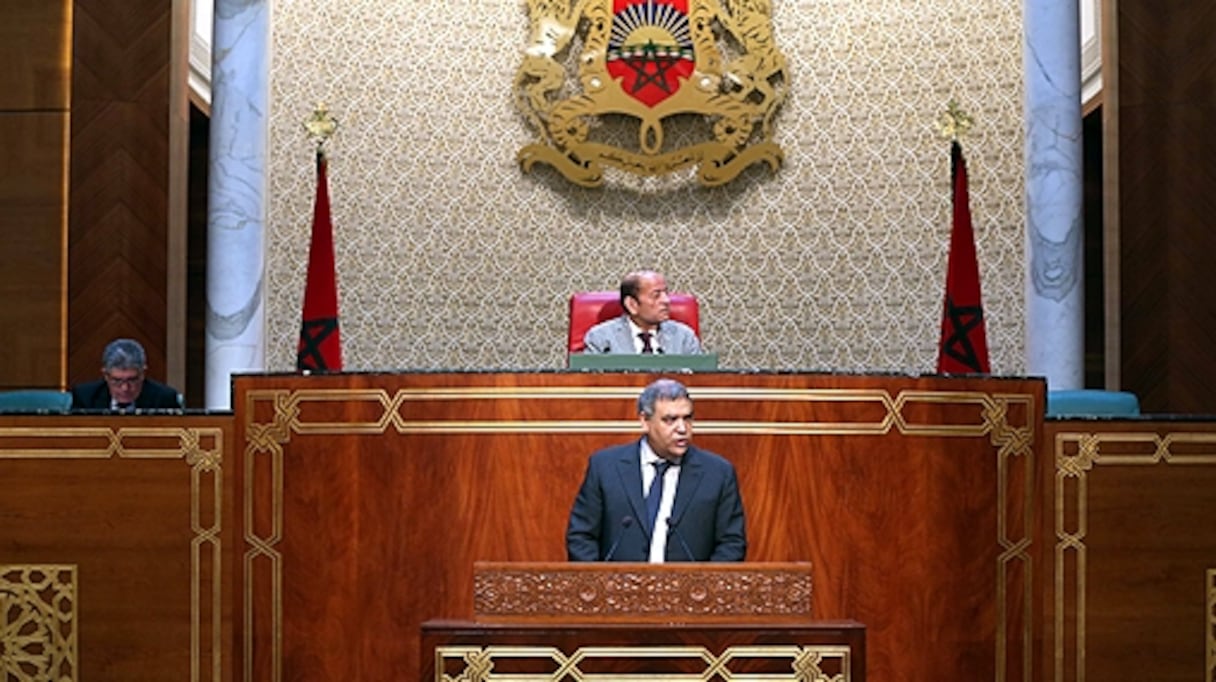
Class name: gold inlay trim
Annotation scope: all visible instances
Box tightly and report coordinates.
[0,426,224,682]
[244,384,1035,682]
[1054,431,1216,682]
[243,387,1029,438]
[433,644,851,682]
[0,565,76,682]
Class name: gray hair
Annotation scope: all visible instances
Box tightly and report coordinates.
[101,338,147,371]
[637,378,692,417]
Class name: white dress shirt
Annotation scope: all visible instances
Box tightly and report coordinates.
[640,439,680,562]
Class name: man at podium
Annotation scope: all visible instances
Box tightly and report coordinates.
[566,379,747,562]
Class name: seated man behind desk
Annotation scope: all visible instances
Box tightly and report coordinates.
[582,270,703,354]
[71,338,181,411]
[566,378,746,562]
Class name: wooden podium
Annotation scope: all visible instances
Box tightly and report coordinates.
[234,370,1039,681]
[420,562,865,681]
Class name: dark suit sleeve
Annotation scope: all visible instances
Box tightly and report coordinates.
[137,379,182,409]
[70,385,90,410]
[70,381,105,410]
[566,458,606,561]
[709,463,747,561]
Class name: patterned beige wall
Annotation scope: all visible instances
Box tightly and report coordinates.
[266,1,1025,373]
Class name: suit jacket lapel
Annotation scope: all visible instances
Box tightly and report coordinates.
[613,441,649,532]
[656,321,674,352]
[669,447,704,527]
[614,317,635,352]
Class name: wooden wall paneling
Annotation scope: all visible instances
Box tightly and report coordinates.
[0,1,72,389]
[1114,2,1216,413]
[184,105,210,408]
[0,114,70,389]
[1042,418,1216,682]
[1101,0,1122,391]
[0,413,236,681]
[233,371,1043,682]
[67,0,173,387]
[0,0,72,111]
[166,0,192,395]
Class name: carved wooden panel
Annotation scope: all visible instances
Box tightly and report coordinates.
[0,565,76,681]
[421,620,865,681]
[473,562,812,623]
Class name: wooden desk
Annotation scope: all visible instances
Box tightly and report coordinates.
[234,370,1041,682]
[1041,417,1216,682]
[0,412,236,682]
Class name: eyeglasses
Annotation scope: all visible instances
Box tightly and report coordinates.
[104,372,144,387]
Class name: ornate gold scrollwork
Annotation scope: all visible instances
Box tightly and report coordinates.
[516,0,788,187]
[0,565,76,681]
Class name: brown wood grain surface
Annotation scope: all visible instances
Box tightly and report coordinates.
[1112,2,1216,413]
[235,371,1042,682]
[0,413,236,682]
[1042,418,1216,682]
[67,0,174,387]
[0,3,72,389]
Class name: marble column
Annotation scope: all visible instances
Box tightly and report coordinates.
[205,0,269,409]
[1023,0,1085,390]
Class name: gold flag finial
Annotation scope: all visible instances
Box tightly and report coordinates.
[304,103,338,149]
[938,99,974,141]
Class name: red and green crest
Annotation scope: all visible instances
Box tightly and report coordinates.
[605,0,696,108]
[517,0,788,186]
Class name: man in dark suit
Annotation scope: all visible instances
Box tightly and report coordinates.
[70,338,181,411]
[566,378,746,562]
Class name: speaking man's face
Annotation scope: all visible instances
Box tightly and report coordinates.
[641,397,693,460]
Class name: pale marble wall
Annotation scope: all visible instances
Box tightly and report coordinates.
[265,1,1025,373]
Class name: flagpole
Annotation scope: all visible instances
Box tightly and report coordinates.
[296,104,343,373]
[935,101,991,375]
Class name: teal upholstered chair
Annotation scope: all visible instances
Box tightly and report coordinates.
[0,389,73,413]
[1046,389,1140,417]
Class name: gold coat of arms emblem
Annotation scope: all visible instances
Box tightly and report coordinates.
[516,0,788,187]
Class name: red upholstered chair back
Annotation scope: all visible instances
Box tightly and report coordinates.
[567,291,701,354]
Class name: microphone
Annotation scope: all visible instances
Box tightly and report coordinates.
[667,516,696,562]
[603,516,634,561]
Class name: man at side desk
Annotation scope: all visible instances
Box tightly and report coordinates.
[566,379,747,562]
[71,338,181,411]
[582,270,703,355]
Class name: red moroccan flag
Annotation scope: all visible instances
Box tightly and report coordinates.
[936,141,990,374]
[296,150,342,372]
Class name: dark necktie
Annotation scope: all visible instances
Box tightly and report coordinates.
[646,460,671,533]
[639,331,654,354]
